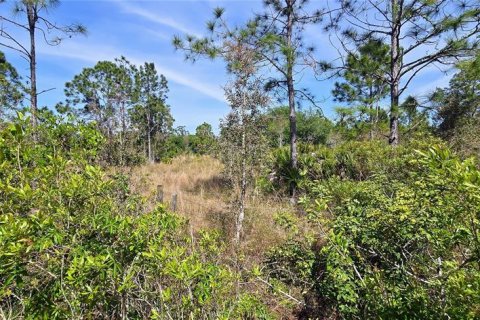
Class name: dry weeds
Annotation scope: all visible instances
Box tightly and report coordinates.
[125,155,289,258]
[117,155,296,318]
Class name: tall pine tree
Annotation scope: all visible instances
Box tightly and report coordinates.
[330,0,480,145]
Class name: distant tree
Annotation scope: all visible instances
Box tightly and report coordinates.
[432,54,480,136]
[431,54,480,156]
[64,57,138,165]
[330,0,480,145]
[265,106,289,148]
[174,125,189,137]
[162,126,190,160]
[0,0,86,128]
[190,122,216,155]
[334,106,357,130]
[332,39,389,139]
[265,106,333,147]
[131,62,173,163]
[399,96,428,128]
[195,122,214,138]
[65,60,119,132]
[0,51,23,117]
[331,105,390,142]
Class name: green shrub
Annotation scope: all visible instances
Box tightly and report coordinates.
[268,145,480,319]
[0,113,271,319]
[261,137,443,195]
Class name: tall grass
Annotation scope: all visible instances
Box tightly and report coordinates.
[126,155,290,260]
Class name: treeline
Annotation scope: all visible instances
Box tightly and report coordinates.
[0,53,219,164]
[1,46,476,164]
[0,0,479,169]
[59,56,219,165]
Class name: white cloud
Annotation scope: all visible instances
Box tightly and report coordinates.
[155,64,225,102]
[38,41,226,102]
[116,1,201,37]
[39,42,117,64]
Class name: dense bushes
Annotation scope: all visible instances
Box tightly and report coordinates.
[267,144,480,319]
[262,137,443,194]
[0,114,270,319]
[3,110,480,319]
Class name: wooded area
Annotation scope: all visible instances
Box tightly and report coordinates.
[1,0,480,319]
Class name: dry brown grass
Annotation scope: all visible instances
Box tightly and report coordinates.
[119,155,297,318]
[124,155,290,258]
[128,155,226,230]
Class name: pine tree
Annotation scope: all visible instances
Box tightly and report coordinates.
[330,0,480,145]
[0,51,24,117]
[0,0,86,128]
[131,62,173,163]
[332,39,390,139]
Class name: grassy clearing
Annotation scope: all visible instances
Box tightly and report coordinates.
[129,155,226,231]
[124,155,290,260]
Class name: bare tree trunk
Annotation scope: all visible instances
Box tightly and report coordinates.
[288,78,297,199]
[235,98,247,245]
[147,129,152,163]
[369,87,374,140]
[27,4,37,129]
[147,112,153,163]
[235,138,246,245]
[121,103,126,136]
[118,101,125,166]
[389,84,400,145]
[389,0,401,146]
[369,105,374,140]
[286,0,298,201]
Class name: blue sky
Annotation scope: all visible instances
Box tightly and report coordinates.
[1,0,454,132]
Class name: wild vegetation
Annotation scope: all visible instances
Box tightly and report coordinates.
[1,0,480,319]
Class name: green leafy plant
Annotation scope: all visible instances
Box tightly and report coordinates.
[0,113,272,319]
[268,143,480,319]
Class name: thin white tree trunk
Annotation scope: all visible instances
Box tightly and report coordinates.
[235,93,247,245]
